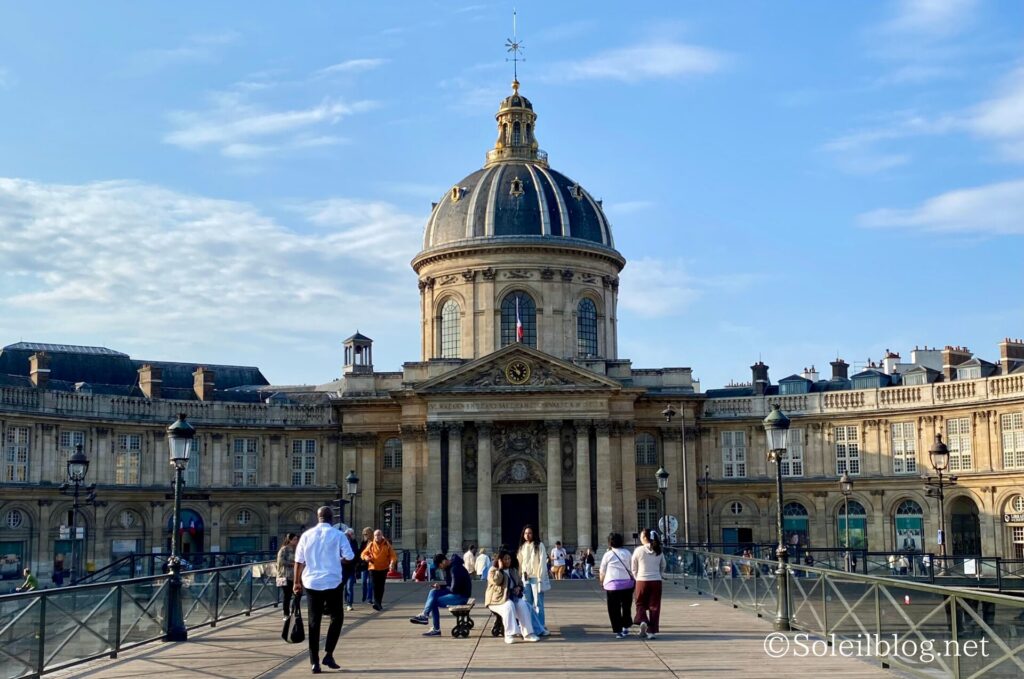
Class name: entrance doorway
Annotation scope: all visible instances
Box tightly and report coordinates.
[500,494,539,549]
[950,497,981,556]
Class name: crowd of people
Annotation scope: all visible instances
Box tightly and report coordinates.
[278,507,668,673]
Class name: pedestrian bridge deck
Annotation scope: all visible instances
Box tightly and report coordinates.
[51,581,894,679]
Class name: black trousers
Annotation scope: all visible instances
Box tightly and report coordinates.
[306,585,344,664]
[606,587,634,633]
[280,580,294,616]
[370,569,388,606]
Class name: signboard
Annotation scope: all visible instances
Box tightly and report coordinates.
[658,515,679,537]
[1003,512,1024,523]
[964,558,977,576]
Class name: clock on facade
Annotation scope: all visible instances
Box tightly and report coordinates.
[504,359,531,385]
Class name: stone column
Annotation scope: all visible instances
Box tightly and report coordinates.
[341,434,359,525]
[661,427,681,539]
[544,421,563,545]
[575,422,592,550]
[620,422,638,541]
[426,423,444,554]
[401,425,422,551]
[36,500,53,577]
[447,423,464,553]
[476,422,493,553]
[595,421,613,546]
[357,439,377,533]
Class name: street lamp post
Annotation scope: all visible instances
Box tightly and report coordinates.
[61,444,90,583]
[346,469,360,529]
[165,414,195,642]
[839,472,853,572]
[661,404,691,544]
[655,466,669,542]
[925,434,957,575]
[763,404,792,632]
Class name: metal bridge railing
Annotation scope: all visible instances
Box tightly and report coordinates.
[674,548,1024,679]
[0,560,278,679]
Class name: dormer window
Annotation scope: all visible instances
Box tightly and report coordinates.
[957,366,981,380]
[510,177,524,197]
[570,183,584,200]
[450,186,466,202]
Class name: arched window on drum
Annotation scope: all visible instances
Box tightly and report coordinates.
[577,298,598,357]
[439,299,461,359]
[500,292,536,348]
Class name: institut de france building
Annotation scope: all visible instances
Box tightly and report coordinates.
[2,80,1024,585]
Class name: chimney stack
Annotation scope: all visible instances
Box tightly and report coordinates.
[29,352,51,388]
[1000,338,1024,374]
[193,367,215,401]
[830,358,849,380]
[138,364,162,399]
[942,345,972,381]
[801,365,819,382]
[751,361,769,396]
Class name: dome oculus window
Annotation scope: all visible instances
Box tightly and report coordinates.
[450,186,466,202]
[510,177,524,197]
[570,183,584,200]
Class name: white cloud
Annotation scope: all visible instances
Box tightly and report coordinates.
[554,40,726,83]
[315,58,389,78]
[859,178,1024,235]
[605,200,655,216]
[165,91,375,158]
[125,32,239,75]
[883,0,978,37]
[0,177,424,355]
[618,257,700,318]
[821,111,960,174]
[967,65,1024,161]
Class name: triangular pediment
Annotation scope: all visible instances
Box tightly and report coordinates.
[415,345,621,393]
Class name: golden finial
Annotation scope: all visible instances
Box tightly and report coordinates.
[512,78,520,94]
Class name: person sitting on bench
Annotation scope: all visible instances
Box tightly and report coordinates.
[409,552,471,636]
[485,550,539,644]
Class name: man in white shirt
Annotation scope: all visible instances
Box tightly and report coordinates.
[463,544,477,573]
[475,549,491,580]
[294,506,355,675]
[550,541,567,580]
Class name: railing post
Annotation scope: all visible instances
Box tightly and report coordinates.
[36,595,47,678]
[111,584,122,658]
[246,566,254,617]
[875,583,888,668]
[950,593,961,679]
[996,558,1003,591]
[212,571,220,627]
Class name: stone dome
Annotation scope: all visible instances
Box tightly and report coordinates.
[422,163,615,251]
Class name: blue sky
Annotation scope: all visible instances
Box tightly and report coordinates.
[1,1,1022,388]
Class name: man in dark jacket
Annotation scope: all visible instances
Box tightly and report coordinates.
[408,553,472,636]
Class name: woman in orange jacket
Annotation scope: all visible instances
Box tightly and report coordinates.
[360,529,397,610]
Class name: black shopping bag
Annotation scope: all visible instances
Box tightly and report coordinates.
[282,594,305,644]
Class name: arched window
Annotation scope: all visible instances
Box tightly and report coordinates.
[577,298,598,357]
[837,499,867,550]
[381,501,402,542]
[635,433,657,466]
[637,498,659,533]
[383,438,403,469]
[512,121,521,145]
[525,123,532,143]
[783,502,809,547]
[895,499,924,552]
[500,292,537,348]
[439,299,461,358]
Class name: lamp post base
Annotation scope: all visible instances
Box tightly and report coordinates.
[774,544,792,632]
[164,561,188,642]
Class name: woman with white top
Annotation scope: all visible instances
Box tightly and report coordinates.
[631,528,666,640]
[599,532,635,638]
[516,524,550,629]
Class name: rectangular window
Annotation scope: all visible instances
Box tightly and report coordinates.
[291,439,317,486]
[957,366,981,380]
[721,431,746,479]
[891,422,918,474]
[233,438,259,486]
[57,430,86,482]
[835,425,860,475]
[780,428,804,477]
[902,373,927,386]
[4,426,30,482]
[946,417,973,471]
[1001,413,1024,471]
[184,437,200,487]
[115,433,142,485]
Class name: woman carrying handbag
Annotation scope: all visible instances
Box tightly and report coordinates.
[599,532,635,639]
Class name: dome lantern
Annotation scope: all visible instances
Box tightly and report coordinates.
[487,80,546,167]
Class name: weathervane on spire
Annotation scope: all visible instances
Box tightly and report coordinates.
[505,9,524,91]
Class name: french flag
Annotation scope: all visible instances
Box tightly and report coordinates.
[515,296,524,342]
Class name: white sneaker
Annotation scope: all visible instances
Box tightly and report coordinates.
[504,635,516,644]
[525,634,540,642]
[345,605,353,611]
[647,633,657,640]
[639,622,648,638]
